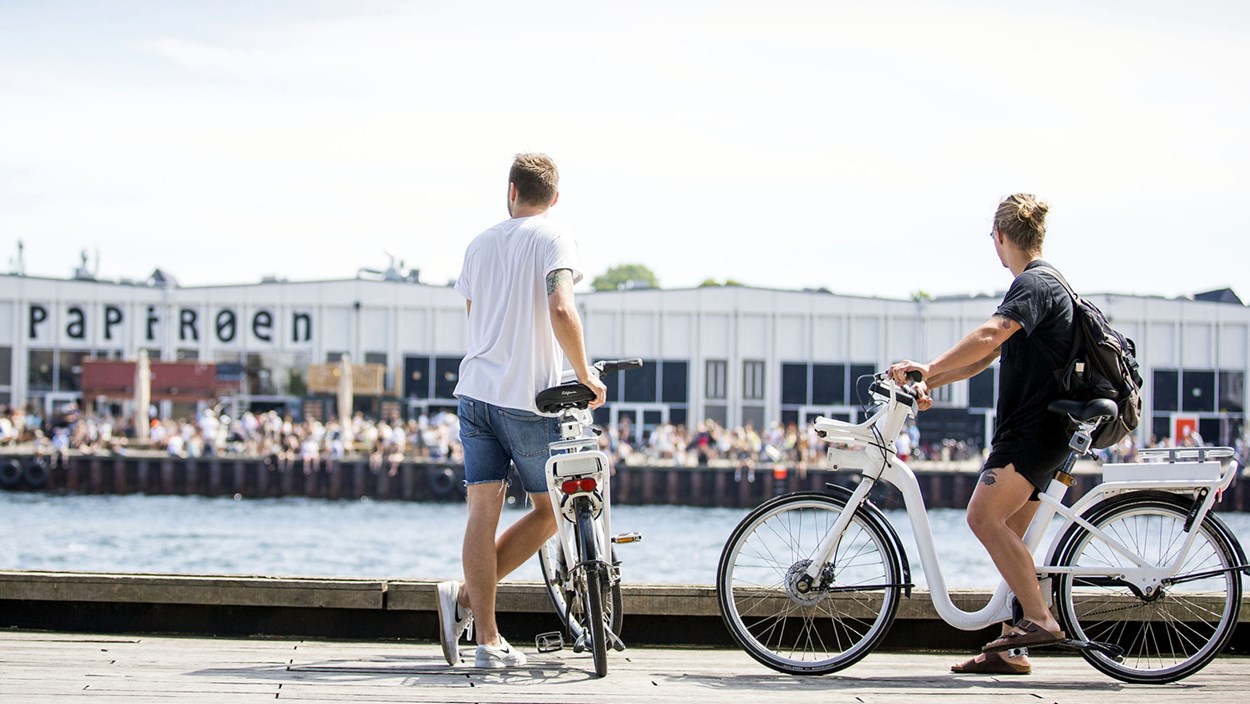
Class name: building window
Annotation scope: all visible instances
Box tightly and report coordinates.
[968,367,996,408]
[403,356,462,401]
[1219,371,1245,412]
[57,351,86,392]
[1181,370,1216,413]
[623,362,658,402]
[661,361,688,403]
[434,357,460,399]
[705,360,727,400]
[28,349,54,391]
[403,356,430,399]
[781,363,807,405]
[1152,369,1179,412]
[743,360,765,400]
[811,364,844,406]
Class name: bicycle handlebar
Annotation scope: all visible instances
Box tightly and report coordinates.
[595,358,644,375]
[867,371,924,408]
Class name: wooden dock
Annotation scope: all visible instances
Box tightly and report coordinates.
[1,630,1245,703]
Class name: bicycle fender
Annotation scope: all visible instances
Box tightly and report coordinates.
[822,483,914,597]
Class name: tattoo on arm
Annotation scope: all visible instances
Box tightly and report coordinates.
[979,469,998,486]
[546,269,572,296]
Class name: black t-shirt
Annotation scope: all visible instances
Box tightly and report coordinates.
[984,260,1076,489]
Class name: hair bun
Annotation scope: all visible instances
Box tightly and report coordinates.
[1014,195,1048,223]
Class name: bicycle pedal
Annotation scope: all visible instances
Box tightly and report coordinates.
[612,532,642,544]
[535,631,564,653]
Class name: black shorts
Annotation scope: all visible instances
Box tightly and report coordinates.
[984,440,1071,497]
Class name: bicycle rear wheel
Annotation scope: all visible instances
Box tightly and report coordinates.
[575,498,609,677]
[1053,491,1242,684]
[538,529,623,642]
[716,491,902,675]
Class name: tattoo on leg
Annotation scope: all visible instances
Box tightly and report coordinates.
[980,469,998,486]
[546,268,571,296]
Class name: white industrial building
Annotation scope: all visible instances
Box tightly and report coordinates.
[0,272,1244,448]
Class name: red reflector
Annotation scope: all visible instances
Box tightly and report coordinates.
[560,478,598,494]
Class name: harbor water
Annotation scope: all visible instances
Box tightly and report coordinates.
[3,493,1249,588]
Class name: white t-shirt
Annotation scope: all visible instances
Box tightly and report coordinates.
[454,215,583,413]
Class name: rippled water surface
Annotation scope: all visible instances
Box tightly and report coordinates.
[3,493,1248,588]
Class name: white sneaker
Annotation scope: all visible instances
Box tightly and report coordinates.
[436,581,474,665]
[475,637,527,668]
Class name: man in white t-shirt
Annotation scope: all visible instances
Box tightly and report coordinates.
[436,153,606,669]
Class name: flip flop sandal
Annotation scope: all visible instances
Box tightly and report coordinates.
[951,651,1031,675]
[982,619,1065,653]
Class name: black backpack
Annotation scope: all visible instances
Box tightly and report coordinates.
[1035,267,1144,450]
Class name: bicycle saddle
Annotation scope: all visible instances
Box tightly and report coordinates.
[1048,398,1118,422]
[535,382,595,413]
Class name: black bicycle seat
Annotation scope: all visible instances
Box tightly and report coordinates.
[535,382,595,414]
[1048,398,1118,422]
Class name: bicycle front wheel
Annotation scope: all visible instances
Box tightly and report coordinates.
[1053,491,1243,684]
[716,491,902,675]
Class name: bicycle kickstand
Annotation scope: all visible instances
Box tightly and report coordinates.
[1057,638,1126,662]
[607,629,626,653]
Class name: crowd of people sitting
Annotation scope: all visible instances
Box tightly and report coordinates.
[0,404,1243,475]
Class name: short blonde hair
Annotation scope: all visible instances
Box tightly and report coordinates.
[993,193,1049,252]
[509,153,559,206]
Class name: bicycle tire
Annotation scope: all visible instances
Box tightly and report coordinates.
[537,528,623,640]
[1053,491,1242,684]
[576,498,610,677]
[716,491,903,675]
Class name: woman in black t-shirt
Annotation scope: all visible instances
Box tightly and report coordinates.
[890,194,1074,676]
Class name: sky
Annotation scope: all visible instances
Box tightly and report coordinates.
[1,0,1248,300]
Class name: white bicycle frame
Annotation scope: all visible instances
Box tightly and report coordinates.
[543,409,613,573]
[543,369,615,601]
[808,379,1241,631]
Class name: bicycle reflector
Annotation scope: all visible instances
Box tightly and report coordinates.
[560,477,597,494]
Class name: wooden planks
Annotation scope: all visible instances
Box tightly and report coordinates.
[0,630,1246,703]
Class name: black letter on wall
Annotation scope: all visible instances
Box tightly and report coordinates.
[216,309,236,343]
[29,305,48,339]
[252,310,273,342]
[66,306,86,340]
[180,309,199,342]
[147,306,160,342]
[292,312,311,343]
[104,306,123,341]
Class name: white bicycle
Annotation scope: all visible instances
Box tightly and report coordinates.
[533,358,644,678]
[716,372,1247,684]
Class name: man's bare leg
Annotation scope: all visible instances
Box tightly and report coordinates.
[461,488,557,646]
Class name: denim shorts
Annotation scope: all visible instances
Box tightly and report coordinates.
[458,396,559,494]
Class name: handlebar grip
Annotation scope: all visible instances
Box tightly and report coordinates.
[597,358,644,374]
[906,370,923,383]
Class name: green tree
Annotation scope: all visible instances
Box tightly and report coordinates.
[699,278,745,288]
[592,264,659,292]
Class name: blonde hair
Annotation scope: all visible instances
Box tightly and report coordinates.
[509,153,559,206]
[993,193,1049,252]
